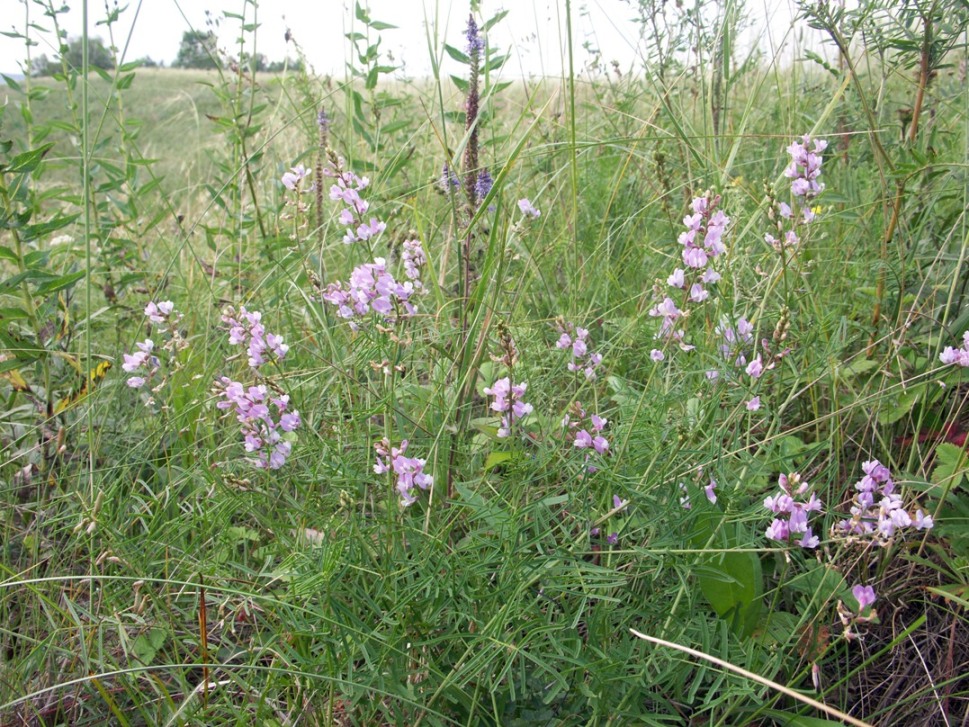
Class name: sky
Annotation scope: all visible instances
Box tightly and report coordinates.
[0,0,825,79]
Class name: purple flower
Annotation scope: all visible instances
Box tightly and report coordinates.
[475,168,493,203]
[606,533,618,546]
[465,14,484,56]
[215,376,300,469]
[746,355,764,379]
[746,396,761,411]
[940,331,969,366]
[852,584,876,612]
[764,472,822,548]
[678,482,691,509]
[439,163,460,193]
[518,198,540,218]
[322,252,426,328]
[564,403,610,461]
[144,301,175,324]
[784,135,827,200]
[839,458,931,542]
[556,321,603,379]
[485,377,532,438]
[704,479,718,504]
[281,164,308,191]
[650,349,665,362]
[222,306,289,370]
[375,438,433,507]
[689,283,708,303]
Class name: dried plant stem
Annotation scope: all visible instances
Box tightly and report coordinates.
[629,629,874,727]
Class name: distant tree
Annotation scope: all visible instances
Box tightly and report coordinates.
[173,30,220,69]
[64,36,115,71]
[30,54,53,77]
[265,57,305,73]
[240,52,268,72]
[138,56,161,68]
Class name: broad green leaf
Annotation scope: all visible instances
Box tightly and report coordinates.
[876,386,921,425]
[484,451,513,471]
[444,44,469,64]
[132,628,167,665]
[932,443,967,489]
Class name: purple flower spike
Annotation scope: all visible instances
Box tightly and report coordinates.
[466,14,485,56]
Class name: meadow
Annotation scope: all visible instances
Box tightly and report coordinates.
[1,0,968,724]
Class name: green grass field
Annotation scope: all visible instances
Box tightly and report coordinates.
[2,1,969,724]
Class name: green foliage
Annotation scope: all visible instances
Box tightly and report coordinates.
[2,0,969,724]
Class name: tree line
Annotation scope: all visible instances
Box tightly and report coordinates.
[30,32,302,75]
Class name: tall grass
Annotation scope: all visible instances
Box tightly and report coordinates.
[1,1,968,724]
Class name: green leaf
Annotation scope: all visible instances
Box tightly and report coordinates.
[132,628,167,665]
[33,269,86,296]
[444,44,470,64]
[369,21,397,30]
[876,386,921,425]
[932,443,967,489]
[3,142,55,174]
[2,74,22,92]
[689,512,763,638]
[483,9,510,32]
[840,357,879,377]
[0,246,18,263]
[484,451,513,471]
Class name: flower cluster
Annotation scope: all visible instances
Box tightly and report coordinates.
[562,402,609,455]
[484,377,532,438]
[940,331,969,367]
[322,245,427,330]
[716,316,754,369]
[764,472,823,549]
[281,164,309,191]
[438,163,460,194]
[326,165,385,244]
[784,136,827,200]
[465,14,484,55]
[555,322,603,379]
[123,301,185,393]
[837,459,933,542]
[766,136,827,251]
[475,169,494,207]
[650,194,728,355]
[123,339,159,389]
[215,379,301,469]
[374,438,433,507]
[222,306,289,370]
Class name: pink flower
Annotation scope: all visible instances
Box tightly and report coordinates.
[746,355,764,379]
[518,198,540,218]
[851,584,876,612]
[281,164,308,190]
[704,479,717,504]
[746,396,761,411]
